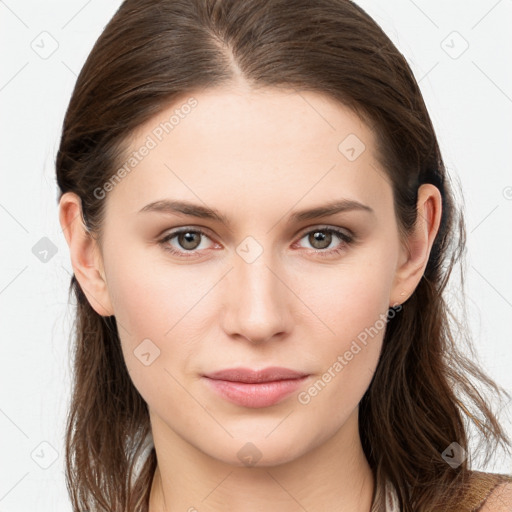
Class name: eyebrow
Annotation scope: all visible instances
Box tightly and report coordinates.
[138,198,374,227]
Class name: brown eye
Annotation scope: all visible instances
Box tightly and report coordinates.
[296,226,354,257]
[308,230,333,250]
[159,228,215,258]
[177,231,202,250]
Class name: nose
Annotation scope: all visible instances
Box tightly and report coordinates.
[220,251,294,344]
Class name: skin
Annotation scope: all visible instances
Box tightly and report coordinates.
[59,83,443,511]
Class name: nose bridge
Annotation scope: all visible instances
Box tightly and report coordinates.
[222,238,291,342]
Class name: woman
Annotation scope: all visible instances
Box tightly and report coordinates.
[56,0,511,510]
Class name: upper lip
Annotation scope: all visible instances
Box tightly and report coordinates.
[203,367,309,383]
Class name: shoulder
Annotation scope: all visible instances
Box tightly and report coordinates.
[450,470,512,512]
[478,481,512,512]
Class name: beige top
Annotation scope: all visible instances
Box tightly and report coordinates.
[370,471,512,512]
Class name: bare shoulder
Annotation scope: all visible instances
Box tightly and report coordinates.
[479,481,512,512]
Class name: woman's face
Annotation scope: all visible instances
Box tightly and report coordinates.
[75,86,431,467]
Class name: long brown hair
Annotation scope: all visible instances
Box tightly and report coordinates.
[56,1,511,510]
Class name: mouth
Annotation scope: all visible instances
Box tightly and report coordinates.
[202,367,310,408]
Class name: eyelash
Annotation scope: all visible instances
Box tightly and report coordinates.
[158,226,354,259]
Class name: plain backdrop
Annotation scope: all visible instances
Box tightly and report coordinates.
[1,0,511,510]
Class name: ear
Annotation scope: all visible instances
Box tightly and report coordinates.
[59,192,114,317]
[389,183,442,306]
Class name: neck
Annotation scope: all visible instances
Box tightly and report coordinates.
[148,407,375,512]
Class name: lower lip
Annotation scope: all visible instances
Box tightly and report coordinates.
[204,376,309,408]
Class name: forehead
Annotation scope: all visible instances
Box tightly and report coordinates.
[104,86,391,220]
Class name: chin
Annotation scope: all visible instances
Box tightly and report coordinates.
[204,433,309,469]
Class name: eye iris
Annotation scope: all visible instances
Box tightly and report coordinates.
[309,230,332,249]
[178,231,201,250]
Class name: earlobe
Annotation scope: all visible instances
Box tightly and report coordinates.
[59,192,114,317]
[389,184,442,306]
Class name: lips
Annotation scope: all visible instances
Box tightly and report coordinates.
[204,366,309,383]
[202,367,310,408]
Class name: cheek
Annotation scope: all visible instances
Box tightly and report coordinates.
[294,249,396,407]
[102,249,221,405]
[105,244,211,340]
[300,252,396,347]
[295,296,388,439]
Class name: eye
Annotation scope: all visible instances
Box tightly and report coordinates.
[295,226,354,257]
[158,225,355,259]
[158,228,216,258]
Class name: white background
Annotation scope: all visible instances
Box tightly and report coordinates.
[1,0,511,510]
